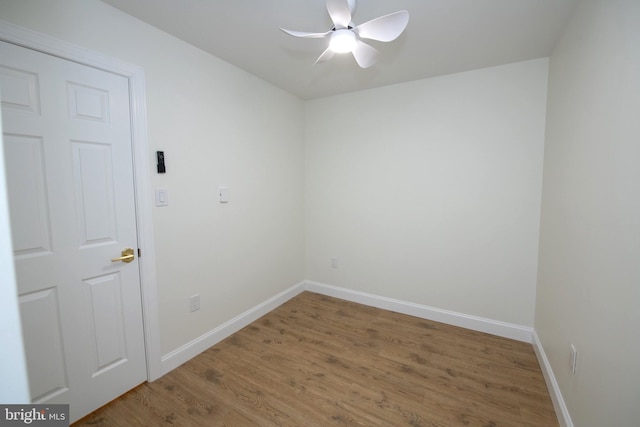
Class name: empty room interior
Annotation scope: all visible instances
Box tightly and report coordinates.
[0,0,638,426]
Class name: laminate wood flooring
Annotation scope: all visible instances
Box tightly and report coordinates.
[74,291,558,426]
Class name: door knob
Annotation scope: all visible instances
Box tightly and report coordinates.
[111,248,135,263]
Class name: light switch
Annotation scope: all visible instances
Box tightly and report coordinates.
[155,188,168,207]
[219,187,229,203]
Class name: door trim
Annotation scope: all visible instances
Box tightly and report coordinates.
[0,20,163,381]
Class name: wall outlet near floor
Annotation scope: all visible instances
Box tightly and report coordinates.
[569,344,578,374]
[330,257,339,268]
[190,294,200,312]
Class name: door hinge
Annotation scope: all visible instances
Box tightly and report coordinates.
[138,248,142,258]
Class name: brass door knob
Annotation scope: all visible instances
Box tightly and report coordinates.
[111,248,135,263]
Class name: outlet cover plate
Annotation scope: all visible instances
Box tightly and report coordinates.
[190,294,200,312]
[570,344,577,374]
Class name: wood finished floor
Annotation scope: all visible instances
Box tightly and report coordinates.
[74,291,558,426]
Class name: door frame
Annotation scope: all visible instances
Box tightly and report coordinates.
[0,20,163,381]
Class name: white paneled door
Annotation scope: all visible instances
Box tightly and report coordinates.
[0,41,146,422]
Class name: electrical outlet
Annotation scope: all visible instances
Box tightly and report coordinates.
[190,294,200,312]
[569,344,578,374]
[331,257,339,268]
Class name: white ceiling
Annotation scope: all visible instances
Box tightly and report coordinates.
[100,0,578,100]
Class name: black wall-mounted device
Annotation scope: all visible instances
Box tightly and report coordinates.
[156,151,166,173]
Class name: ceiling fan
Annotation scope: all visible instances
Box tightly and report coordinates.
[281,0,409,69]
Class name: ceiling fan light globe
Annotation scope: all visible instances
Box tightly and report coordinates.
[329,29,357,53]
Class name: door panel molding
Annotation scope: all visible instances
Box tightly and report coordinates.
[18,287,69,402]
[0,19,162,381]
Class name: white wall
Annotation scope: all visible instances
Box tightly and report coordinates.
[0,0,305,355]
[305,59,548,326]
[536,1,640,426]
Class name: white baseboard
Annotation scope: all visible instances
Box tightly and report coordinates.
[159,281,305,375]
[304,281,534,343]
[532,331,573,427]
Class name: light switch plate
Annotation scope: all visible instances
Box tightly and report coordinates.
[155,188,168,207]
[219,187,229,203]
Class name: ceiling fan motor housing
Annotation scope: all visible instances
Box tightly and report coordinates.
[330,29,357,53]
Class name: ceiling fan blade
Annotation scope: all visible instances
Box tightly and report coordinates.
[315,47,336,65]
[347,0,356,15]
[326,0,352,29]
[351,40,380,68]
[355,10,409,42]
[280,28,330,38]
